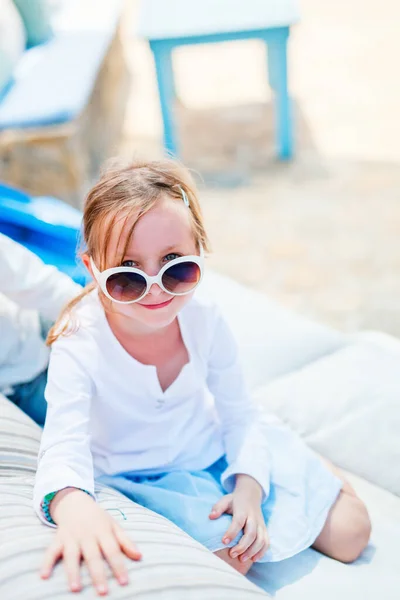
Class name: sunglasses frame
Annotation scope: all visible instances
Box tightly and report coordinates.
[90,247,204,305]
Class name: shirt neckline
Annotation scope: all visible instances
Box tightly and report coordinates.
[95,293,192,397]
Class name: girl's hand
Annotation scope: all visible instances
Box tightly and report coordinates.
[40,488,142,596]
[209,474,269,564]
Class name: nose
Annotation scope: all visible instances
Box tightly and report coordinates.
[142,262,168,299]
[147,282,164,297]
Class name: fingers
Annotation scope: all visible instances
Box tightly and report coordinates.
[40,513,142,596]
[222,512,246,546]
[81,540,108,596]
[252,544,268,563]
[40,538,64,580]
[63,540,82,593]
[99,536,128,587]
[229,518,257,559]
[240,526,269,563]
[209,495,233,520]
[112,522,142,561]
[41,537,83,593]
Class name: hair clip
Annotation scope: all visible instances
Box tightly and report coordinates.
[179,186,190,208]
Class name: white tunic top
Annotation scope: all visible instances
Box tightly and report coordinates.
[0,234,82,392]
[34,290,271,525]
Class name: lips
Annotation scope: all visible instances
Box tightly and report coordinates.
[138,298,173,310]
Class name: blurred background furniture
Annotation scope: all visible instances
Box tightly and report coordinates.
[138,0,299,160]
[0,0,129,207]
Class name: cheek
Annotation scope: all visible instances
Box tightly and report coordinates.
[119,304,140,318]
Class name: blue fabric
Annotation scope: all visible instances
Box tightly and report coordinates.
[5,317,51,426]
[0,31,113,130]
[7,368,47,426]
[0,183,87,284]
[98,422,343,563]
[12,0,53,47]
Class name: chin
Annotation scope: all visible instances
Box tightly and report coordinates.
[146,314,176,329]
[139,307,179,329]
[114,294,191,329]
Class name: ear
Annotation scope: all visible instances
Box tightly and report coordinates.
[81,253,94,279]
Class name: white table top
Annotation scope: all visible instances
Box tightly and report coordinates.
[138,0,300,40]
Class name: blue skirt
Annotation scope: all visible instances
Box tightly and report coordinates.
[97,422,342,563]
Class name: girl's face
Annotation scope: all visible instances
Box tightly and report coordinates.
[85,196,200,331]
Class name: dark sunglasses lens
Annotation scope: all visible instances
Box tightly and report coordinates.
[162,261,201,294]
[106,272,146,302]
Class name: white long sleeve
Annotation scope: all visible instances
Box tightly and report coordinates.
[33,338,96,526]
[33,292,270,526]
[0,234,82,390]
[0,233,82,320]
[207,310,271,499]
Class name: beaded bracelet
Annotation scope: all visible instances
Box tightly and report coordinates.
[41,488,93,525]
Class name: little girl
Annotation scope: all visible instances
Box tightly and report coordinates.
[34,159,371,596]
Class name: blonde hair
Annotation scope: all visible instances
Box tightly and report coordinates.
[47,157,211,345]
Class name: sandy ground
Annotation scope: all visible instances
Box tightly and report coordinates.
[118,0,400,335]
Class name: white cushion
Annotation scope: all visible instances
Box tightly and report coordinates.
[0,476,268,599]
[12,0,53,47]
[196,271,346,390]
[0,394,268,599]
[0,0,26,61]
[248,471,400,599]
[0,0,26,93]
[252,339,400,495]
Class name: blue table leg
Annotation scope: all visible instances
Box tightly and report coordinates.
[266,28,293,160]
[150,41,178,157]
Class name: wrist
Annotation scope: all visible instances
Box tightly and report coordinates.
[234,474,263,498]
[50,487,93,524]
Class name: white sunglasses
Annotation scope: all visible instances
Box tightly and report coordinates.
[90,247,204,305]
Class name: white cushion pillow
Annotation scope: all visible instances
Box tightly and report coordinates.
[197,271,346,390]
[252,340,400,496]
[12,0,53,47]
[0,394,269,598]
[0,0,26,94]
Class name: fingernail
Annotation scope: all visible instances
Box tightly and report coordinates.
[97,585,107,595]
[119,576,128,585]
[71,582,80,592]
[223,537,230,544]
[231,551,238,558]
[241,555,249,562]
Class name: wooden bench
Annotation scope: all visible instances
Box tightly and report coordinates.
[0,1,129,207]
